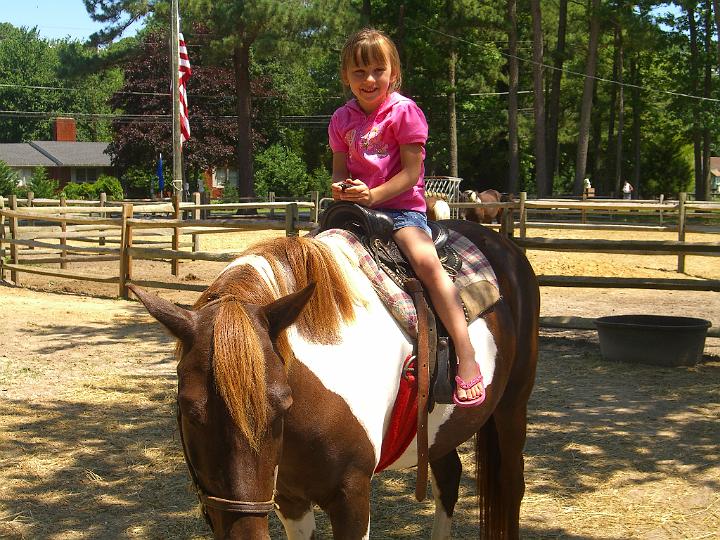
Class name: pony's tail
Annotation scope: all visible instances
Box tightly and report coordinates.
[474,415,508,538]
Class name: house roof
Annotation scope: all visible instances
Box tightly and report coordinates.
[0,141,111,167]
[0,143,56,167]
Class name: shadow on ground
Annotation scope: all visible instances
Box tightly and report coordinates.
[2,328,717,538]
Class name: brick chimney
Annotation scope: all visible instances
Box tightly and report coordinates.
[53,117,76,142]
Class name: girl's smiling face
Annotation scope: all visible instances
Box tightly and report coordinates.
[345,55,396,115]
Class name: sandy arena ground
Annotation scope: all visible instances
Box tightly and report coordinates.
[0,226,718,538]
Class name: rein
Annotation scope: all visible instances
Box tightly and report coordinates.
[176,405,277,529]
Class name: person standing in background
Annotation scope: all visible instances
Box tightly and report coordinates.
[622,181,633,200]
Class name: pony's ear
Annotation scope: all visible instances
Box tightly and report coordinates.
[129,284,197,346]
[263,282,316,341]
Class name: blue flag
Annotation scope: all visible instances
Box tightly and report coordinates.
[157,153,164,193]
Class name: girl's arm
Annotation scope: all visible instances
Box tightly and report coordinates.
[336,143,423,206]
[331,152,351,200]
[332,152,349,183]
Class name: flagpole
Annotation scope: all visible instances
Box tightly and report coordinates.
[170,0,182,196]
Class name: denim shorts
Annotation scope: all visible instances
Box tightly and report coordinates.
[378,209,432,237]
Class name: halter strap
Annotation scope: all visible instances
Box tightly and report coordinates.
[176,405,278,529]
[199,492,277,514]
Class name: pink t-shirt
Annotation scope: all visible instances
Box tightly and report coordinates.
[328,92,428,212]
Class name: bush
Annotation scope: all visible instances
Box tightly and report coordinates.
[0,159,20,197]
[123,166,157,196]
[220,182,239,203]
[94,175,124,200]
[61,182,97,200]
[308,166,331,196]
[254,144,311,198]
[60,175,124,201]
[23,167,59,198]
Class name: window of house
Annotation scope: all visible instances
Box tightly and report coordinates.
[213,166,238,188]
[75,167,98,183]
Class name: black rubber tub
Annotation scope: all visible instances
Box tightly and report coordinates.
[594,315,711,367]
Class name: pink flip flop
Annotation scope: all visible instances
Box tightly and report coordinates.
[453,374,486,408]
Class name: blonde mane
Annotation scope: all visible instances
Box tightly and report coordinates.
[189,236,356,451]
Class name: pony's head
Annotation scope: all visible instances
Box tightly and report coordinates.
[460,189,478,203]
[131,237,356,538]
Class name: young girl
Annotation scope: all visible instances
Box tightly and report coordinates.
[328,28,485,407]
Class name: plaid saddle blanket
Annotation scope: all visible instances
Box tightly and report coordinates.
[315,228,499,336]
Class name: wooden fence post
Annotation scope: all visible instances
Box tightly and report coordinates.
[285,202,299,236]
[0,195,5,281]
[99,192,107,246]
[581,190,588,224]
[677,192,687,273]
[310,190,320,223]
[119,203,134,299]
[59,195,67,269]
[501,199,514,238]
[269,191,276,219]
[519,192,527,252]
[172,193,181,276]
[26,191,34,246]
[192,191,201,256]
[9,195,18,284]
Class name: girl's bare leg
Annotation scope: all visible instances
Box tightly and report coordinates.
[393,227,483,401]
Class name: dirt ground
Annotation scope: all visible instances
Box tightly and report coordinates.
[1,227,719,539]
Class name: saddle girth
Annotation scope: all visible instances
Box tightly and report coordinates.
[405,278,432,502]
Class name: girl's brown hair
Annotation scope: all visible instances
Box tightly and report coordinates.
[340,28,402,92]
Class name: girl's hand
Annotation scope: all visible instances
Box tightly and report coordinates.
[331,179,374,207]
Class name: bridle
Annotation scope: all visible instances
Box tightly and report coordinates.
[176,406,278,530]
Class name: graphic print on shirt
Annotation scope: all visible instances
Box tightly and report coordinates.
[345,125,389,159]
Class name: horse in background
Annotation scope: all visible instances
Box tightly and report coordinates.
[425,192,451,221]
[131,222,539,539]
[460,189,514,224]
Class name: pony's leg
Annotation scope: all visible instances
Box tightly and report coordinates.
[275,493,316,540]
[491,403,529,538]
[429,450,462,540]
[322,474,372,539]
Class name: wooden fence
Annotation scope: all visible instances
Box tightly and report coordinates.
[0,193,316,298]
[1,191,718,336]
[453,191,720,292]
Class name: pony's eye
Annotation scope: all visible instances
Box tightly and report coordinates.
[178,391,208,425]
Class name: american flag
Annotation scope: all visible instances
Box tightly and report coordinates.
[178,32,192,143]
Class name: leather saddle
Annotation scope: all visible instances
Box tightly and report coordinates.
[318,201,462,288]
[318,201,457,407]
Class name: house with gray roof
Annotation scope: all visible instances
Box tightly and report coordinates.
[0,118,114,187]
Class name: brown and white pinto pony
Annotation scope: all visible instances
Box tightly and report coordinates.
[425,193,451,221]
[460,189,513,224]
[130,220,539,539]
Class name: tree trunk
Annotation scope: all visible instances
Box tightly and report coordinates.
[507,0,520,194]
[614,29,625,196]
[631,57,642,197]
[713,0,720,64]
[448,49,458,178]
[362,0,371,25]
[530,0,548,196]
[446,0,458,178]
[605,24,619,195]
[234,39,254,199]
[687,2,702,199]
[397,4,406,79]
[702,0,713,200]
[590,81,602,185]
[574,0,602,195]
[546,0,568,190]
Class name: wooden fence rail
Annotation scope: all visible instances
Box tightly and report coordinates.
[2,193,719,342]
[0,195,318,297]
